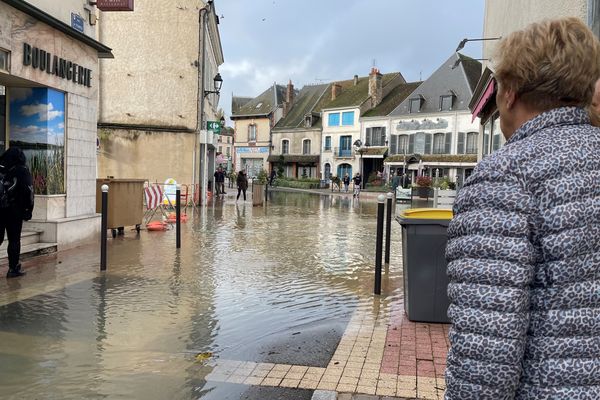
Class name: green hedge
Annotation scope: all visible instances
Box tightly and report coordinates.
[276,178,321,189]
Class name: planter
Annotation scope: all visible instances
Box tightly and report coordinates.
[414,186,433,199]
[31,194,66,221]
[252,183,265,206]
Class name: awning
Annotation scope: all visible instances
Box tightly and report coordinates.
[359,147,388,158]
[471,78,495,122]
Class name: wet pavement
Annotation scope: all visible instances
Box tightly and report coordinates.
[0,191,446,399]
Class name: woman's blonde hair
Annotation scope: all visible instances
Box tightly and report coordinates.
[494,17,600,111]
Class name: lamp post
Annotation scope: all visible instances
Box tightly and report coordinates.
[455,37,501,52]
[353,139,364,188]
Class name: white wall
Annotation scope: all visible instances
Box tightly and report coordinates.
[26,0,99,38]
[483,0,587,62]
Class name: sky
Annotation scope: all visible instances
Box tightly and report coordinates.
[215,0,486,123]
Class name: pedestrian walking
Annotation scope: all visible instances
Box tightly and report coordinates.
[342,173,350,193]
[352,173,361,198]
[445,17,600,400]
[0,147,34,278]
[269,169,276,186]
[391,172,400,194]
[213,167,225,195]
[236,170,248,201]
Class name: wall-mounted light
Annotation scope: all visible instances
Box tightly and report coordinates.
[204,73,223,97]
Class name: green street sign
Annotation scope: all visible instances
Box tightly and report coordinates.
[207,120,222,133]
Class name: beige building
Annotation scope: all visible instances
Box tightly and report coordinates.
[473,0,593,158]
[97,0,223,203]
[0,0,112,251]
[231,84,285,178]
[270,82,328,179]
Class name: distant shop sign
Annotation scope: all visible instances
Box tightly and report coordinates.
[237,147,269,154]
[96,0,134,12]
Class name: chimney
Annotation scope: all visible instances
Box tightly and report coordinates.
[331,83,342,101]
[286,80,294,104]
[368,67,383,107]
[283,80,294,118]
[353,75,359,86]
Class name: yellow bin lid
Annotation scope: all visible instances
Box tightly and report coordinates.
[400,208,453,220]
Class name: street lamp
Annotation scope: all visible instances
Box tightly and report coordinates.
[455,37,501,52]
[204,73,223,97]
[353,139,365,189]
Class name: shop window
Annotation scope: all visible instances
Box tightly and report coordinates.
[9,87,65,194]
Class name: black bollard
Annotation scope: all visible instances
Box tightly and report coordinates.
[100,184,108,271]
[385,192,393,264]
[176,185,181,249]
[374,194,385,295]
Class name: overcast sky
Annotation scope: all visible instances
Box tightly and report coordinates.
[216,0,485,122]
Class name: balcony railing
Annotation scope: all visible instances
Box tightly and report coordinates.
[334,147,354,158]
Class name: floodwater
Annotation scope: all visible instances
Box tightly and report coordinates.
[0,191,405,400]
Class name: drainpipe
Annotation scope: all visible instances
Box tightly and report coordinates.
[195,2,209,204]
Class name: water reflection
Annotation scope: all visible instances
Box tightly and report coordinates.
[0,191,404,399]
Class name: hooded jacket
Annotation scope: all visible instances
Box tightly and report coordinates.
[445,107,600,399]
[0,147,34,219]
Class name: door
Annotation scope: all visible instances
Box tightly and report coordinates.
[324,163,331,180]
[339,136,352,157]
[337,163,352,179]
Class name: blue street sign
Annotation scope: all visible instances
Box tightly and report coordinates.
[71,13,85,33]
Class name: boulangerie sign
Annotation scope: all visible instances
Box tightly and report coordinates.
[96,0,134,12]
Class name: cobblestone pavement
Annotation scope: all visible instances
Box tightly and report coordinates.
[205,300,449,399]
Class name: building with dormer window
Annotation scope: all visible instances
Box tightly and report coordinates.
[385,53,482,187]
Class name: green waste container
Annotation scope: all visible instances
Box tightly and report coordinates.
[397,208,453,323]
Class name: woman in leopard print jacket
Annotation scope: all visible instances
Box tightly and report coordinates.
[445,18,600,400]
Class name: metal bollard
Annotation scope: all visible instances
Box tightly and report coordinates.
[100,184,108,271]
[374,194,385,295]
[176,185,181,249]
[385,192,393,264]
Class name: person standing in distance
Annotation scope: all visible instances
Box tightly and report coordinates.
[352,173,362,198]
[0,147,34,278]
[236,170,248,201]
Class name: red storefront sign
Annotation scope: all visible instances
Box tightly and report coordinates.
[96,0,134,12]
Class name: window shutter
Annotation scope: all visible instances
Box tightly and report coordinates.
[445,132,452,154]
[457,132,465,154]
[381,127,386,146]
[391,135,398,154]
[366,128,372,146]
[425,133,432,154]
[408,134,415,154]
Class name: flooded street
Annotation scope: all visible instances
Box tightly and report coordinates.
[0,191,405,400]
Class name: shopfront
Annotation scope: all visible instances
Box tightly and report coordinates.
[0,0,112,249]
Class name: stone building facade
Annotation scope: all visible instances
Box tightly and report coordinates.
[0,0,112,249]
[97,0,223,202]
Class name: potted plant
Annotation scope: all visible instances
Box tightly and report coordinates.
[415,176,433,198]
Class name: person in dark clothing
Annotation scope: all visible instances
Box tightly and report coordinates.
[269,169,276,186]
[352,173,362,198]
[342,174,350,193]
[391,173,401,194]
[213,167,226,195]
[236,171,248,201]
[0,147,34,278]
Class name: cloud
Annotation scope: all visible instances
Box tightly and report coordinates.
[58,123,65,129]
[20,102,64,122]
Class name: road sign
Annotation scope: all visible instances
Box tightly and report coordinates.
[207,120,222,133]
